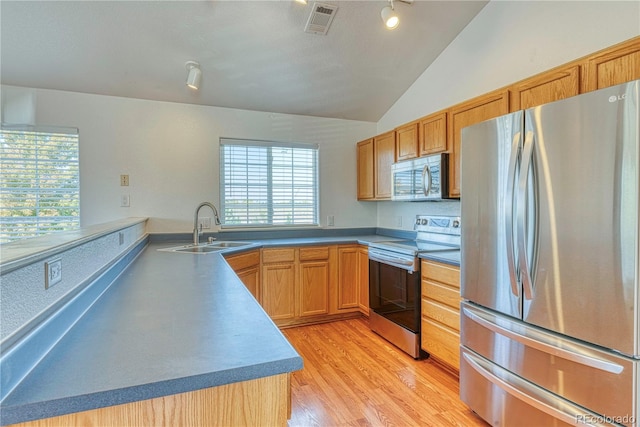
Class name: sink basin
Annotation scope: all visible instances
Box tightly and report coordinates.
[158,241,253,254]
[206,241,250,248]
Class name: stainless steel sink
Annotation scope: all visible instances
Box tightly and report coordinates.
[158,241,253,254]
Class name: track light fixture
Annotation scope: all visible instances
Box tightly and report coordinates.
[185,61,201,90]
[381,0,399,30]
[381,0,413,30]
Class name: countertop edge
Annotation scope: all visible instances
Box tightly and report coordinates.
[0,218,148,274]
[0,356,303,426]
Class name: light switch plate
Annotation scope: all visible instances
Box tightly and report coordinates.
[45,258,62,289]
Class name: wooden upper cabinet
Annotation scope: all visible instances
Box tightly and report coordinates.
[419,111,447,155]
[356,138,374,200]
[510,64,581,111]
[583,36,640,92]
[395,121,419,161]
[448,90,510,198]
[373,131,396,200]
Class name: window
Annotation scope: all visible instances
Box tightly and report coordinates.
[0,125,80,243]
[220,138,318,227]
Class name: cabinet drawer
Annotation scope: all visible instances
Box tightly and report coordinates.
[422,299,460,332]
[224,250,260,271]
[421,318,460,370]
[421,260,460,288]
[299,246,329,261]
[262,248,295,264]
[422,279,459,309]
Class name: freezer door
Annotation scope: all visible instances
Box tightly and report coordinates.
[522,80,639,356]
[461,111,523,319]
[461,302,638,425]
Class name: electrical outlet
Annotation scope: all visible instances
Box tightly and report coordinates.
[119,232,125,246]
[45,258,62,289]
[395,216,403,227]
[198,217,211,229]
[120,174,129,186]
[327,215,335,226]
[121,194,130,207]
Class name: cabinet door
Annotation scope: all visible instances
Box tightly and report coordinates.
[373,131,396,199]
[584,36,640,92]
[510,64,580,111]
[357,246,369,315]
[337,246,359,310]
[237,267,260,301]
[448,90,510,198]
[299,261,330,317]
[357,138,375,200]
[419,111,447,155]
[261,263,296,321]
[395,121,419,161]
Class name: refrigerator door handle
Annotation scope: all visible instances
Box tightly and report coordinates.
[463,305,624,374]
[461,349,617,427]
[505,131,521,297]
[422,164,431,196]
[517,130,535,300]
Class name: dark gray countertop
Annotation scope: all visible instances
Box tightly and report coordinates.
[1,241,304,425]
[1,233,397,425]
[419,250,461,267]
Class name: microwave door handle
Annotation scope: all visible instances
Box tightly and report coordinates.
[422,165,431,196]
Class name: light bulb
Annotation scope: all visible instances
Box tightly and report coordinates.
[381,6,399,30]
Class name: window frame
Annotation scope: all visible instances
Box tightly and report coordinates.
[219,137,319,228]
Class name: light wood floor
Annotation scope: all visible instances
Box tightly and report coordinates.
[282,317,489,427]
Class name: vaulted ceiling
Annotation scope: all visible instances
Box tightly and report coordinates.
[1,1,487,122]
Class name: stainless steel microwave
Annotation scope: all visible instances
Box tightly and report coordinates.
[391,153,449,201]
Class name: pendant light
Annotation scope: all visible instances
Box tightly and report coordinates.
[381,0,399,30]
[185,61,201,90]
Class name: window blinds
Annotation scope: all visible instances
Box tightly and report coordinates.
[220,138,318,227]
[0,126,80,243]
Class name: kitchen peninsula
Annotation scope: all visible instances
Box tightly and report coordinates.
[0,220,304,426]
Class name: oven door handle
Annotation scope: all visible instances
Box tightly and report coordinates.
[368,250,416,271]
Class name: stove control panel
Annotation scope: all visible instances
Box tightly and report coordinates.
[414,215,461,235]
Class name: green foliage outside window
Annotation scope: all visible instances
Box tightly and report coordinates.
[0,126,80,243]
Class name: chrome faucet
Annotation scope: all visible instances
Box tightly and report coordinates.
[193,202,221,245]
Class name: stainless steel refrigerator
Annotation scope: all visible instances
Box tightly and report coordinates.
[460,79,639,427]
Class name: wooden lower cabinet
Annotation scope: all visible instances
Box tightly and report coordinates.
[262,261,297,322]
[299,246,331,318]
[357,246,369,315]
[260,245,367,327]
[10,374,291,427]
[336,246,360,311]
[224,250,260,300]
[420,259,461,371]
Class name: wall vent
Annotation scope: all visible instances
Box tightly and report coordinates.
[304,2,338,35]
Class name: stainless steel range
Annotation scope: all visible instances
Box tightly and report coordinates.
[368,215,460,358]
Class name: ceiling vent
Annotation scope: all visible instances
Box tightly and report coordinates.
[304,2,338,35]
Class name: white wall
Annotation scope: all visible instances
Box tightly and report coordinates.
[2,87,377,232]
[376,0,640,230]
[4,2,638,233]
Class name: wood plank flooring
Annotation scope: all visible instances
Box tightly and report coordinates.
[282,318,489,427]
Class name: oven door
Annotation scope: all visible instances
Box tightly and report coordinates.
[369,258,421,333]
